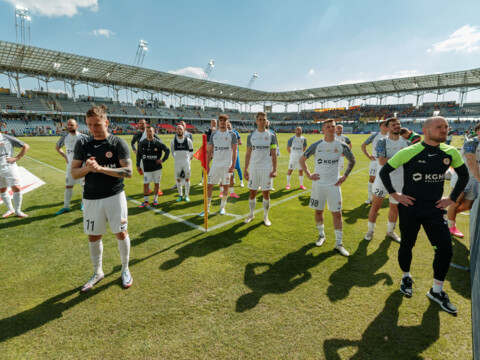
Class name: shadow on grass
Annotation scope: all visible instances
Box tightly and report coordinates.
[236,244,336,312]
[160,221,263,271]
[342,200,389,225]
[323,291,441,359]
[447,236,471,300]
[0,237,192,343]
[327,236,393,302]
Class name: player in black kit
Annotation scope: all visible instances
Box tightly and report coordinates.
[71,106,134,292]
[380,116,469,314]
[136,125,170,207]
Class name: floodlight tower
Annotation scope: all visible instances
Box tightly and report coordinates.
[203,60,214,80]
[247,73,258,88]
[134,40,148,67]
[15,6,31,45]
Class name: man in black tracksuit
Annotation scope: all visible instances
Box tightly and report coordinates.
[136,125,170,207]
[380,116,469,314]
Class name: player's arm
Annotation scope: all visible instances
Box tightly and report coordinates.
[55,135,68,163]
[379,150,415,206]
[244,147,252,181]
[206,144,213,172]
[97,158,133,178]
[448,164,469,203]
[286,137,292,154]
[158,143,170,164]
[136,146,143,175]
[71,159,89,179]
[299,143,319,181]
[465,152,480,182]
[230,143,238,173]
[270,147,277,178]
[131,133,138,154]
[8,143,29,163]
[170,140,175,159]
[361,135,374,160]
[335,145,356,185]
[188,139,194,160]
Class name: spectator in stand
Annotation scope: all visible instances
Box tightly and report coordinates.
[400,127,421,144]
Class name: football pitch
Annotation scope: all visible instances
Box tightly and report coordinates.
[0,133,472,359]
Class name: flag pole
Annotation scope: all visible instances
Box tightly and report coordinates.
[202,134,208,231]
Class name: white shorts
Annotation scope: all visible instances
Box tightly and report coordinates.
[368,160,378,177]
[372,177,402,204]
[309,182,342,212]
[248,168,273,191]
[144,169,162,184]
[208,166,230,185]
[338,156,345,172]
[451,173,478,201]
[83,191,128,235]
[288,154,302,171]
[66,167,83,186]
[0,165,20,188]
[174,162,191,179]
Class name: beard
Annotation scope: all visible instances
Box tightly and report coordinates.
[428,133,447,142]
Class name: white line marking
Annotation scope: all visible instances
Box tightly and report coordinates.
[24,155,369,232]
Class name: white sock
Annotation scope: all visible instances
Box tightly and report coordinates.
[447,220,455,228]
[144,195,149,202]
[229,187,234,194]
[368,221,376,232]
[64,188,73,208]
[0,192,14,211]
[387,222,396,233]
[12,192,22,213]
[177,182,183,196]
[89,239,103,275]
[286,175,291,186]
[249,198,256,215]
[207,197,212,209]
[185,181,190,197]
[263,198,270,218]
[316,222,325,237]
[368,182,373,198]
[153,194,158,201]
[220,194,228,210]
[118,235,131,272]
[403,272,411,279]
[433,279,444,293]
[334,230,343,245]
[299,176,304,186]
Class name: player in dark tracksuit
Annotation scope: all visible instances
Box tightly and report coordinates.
[380,116,469,314]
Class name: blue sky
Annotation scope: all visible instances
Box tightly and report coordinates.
[0,0,480,107]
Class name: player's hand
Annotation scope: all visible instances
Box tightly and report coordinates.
[369,155,376,161]
[270,170,277,178]
[228,165,234,173]
[307,173,320,181]
[391,192,415,206]
[133,150,137,154]
[6,157,17,164]
[85,157,101,172]
[244,170,249,181]
[436,196,454,210]
[156,159,163,164]
[137,167,143,175]
[335,175,347,186]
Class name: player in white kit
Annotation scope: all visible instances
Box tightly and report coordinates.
[299,119,356,256]
[244,112,278,226]
[171,124,194,202]
[286,126,307,190]
[0,133,30,218]
[334,124,352,173]
[199,114,237,216]
[364,117,411,243]
[54,119,88,215]
[360,120,388,204]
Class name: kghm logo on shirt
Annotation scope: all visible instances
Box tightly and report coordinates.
[412,173,445,182]
[252,145,270,150]
[214,146,230,151]
[317,159,338,164]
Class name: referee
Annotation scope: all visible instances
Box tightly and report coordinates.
[379,116,469,314]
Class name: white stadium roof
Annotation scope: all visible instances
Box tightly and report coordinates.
[1,40,480,104]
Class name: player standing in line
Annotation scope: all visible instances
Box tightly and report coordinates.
[0,132,30,218]
[198,114,237,216]
[447,123,480,237]
[379,116,469,314]
[400,127,421,144]
[360,120,388,204]
[334,124,352,172]
[244,112,277,226]
[299,119,356,256]
[286,126,307,190]
[137,125,170,208]
[54,119,88,215]
[170,124,194,202]
[218,121,241,198]
[71,106,133,292]
[364,118,410,243]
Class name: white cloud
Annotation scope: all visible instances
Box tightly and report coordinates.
[338,79,365,85]
[379,70,422,80]
[89,28,115,38]
[428,24,480,53]
[307,69,315,76]
[4,0,98,18]
[168,67,206,79]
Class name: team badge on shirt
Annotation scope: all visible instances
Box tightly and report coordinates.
[105,151,113,158]
[443,158,450,165]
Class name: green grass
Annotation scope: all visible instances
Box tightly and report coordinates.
[0,133,472,359]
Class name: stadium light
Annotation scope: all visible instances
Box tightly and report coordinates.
[203,60,215,80]
[53,62,61,69]
[15,6,31,45]
[82,67,89,73]
[134,40,148,67]
[247,73,258,88]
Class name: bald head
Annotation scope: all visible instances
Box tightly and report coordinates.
[423,116,448,145]
[66,119,78,134]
